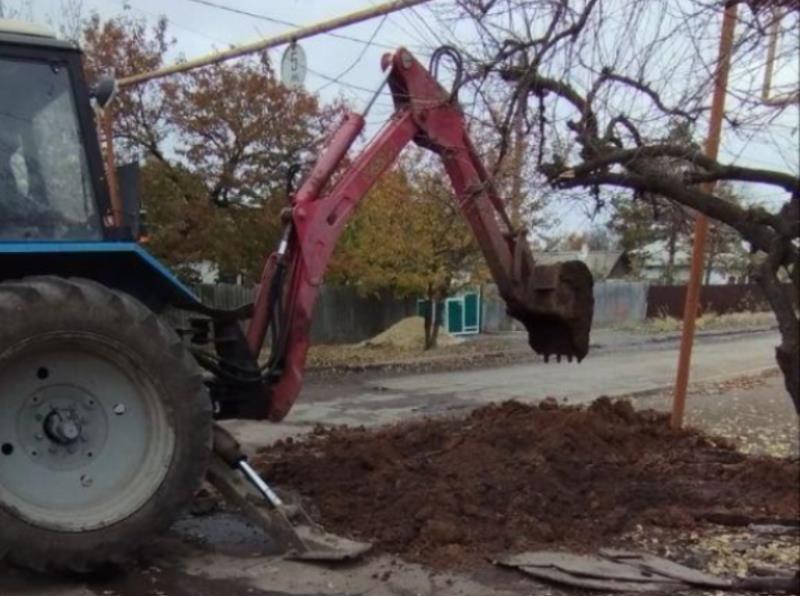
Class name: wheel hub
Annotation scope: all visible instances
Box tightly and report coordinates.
[44,408,82,445]
[17,384,108,471]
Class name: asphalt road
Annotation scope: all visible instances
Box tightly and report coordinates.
[231,329,781,447]
[0,329,787,596]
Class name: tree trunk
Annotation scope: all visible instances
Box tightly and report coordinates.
[430,308,441,349]
[423,286,439,350]
[665,231,677,284]
[754,243,799,415]
[423,287,433,350]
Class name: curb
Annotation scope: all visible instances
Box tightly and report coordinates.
[307,348,532,375]
[607,366,780,401]
[308,326,778,376]
[627,325,778,346]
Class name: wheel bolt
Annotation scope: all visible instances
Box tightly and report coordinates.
[35,434,43,441]
[113,404,126,416]
[80,474,93,487]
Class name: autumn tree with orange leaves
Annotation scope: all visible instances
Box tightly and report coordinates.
[329,156,485,348]
[80,15,339,282]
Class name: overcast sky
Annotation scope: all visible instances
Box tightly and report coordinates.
[43,0,433,126]
[16,0,800,236]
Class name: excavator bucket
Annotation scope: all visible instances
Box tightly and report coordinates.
[515,260,594,363]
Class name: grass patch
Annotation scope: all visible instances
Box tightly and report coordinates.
[626,311,776,334]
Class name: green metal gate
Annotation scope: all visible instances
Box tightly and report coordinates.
[445,290,480,335]
[417,289,481,336]
[447,299,464,333]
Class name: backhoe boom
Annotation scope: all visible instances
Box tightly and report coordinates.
[247,49,593,422]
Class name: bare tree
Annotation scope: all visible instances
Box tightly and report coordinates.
[52,0,86,42]
[0,0,32,20]
[433,0,799,411]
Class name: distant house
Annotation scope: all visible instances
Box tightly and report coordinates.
[188,260,219,284]
[632,240,731,284]
[181,261,245,285]
[534,244,633,280]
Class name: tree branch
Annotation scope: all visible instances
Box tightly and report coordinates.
[598,70,698,122]
[552,144,799,196]
[753,237,800,413]
[550,169,778,253]
[684,165,800,195]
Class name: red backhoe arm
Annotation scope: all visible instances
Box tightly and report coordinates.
[247,49,594,422]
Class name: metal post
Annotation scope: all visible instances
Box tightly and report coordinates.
[101,108,124,228]
[671,2,738,429]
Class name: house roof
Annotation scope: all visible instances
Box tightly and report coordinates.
[534,249,628,280]
[633,240,692,266]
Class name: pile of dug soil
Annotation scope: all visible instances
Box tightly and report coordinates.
[259,399,799,567]
[360,316,461,350]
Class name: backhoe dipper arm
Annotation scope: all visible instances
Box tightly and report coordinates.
[246,49,593,422]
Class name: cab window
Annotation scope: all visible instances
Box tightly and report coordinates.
[0,56,102,240]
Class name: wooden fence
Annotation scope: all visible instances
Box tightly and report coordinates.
[170,283,417,345]
[169,281,785,345]
[645,284,779,318]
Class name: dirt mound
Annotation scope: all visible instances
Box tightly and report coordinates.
[260,399,799,568]
[361,316,461,350]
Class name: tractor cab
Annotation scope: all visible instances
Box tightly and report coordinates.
[0,20,200,312]
[0,20,110,242]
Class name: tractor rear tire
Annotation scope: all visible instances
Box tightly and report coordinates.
[0,277,212,572]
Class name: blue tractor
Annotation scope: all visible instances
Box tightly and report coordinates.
[0,21,226,571]
[0,18,596,573]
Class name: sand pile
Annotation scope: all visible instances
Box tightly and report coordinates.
[361,316,461,350]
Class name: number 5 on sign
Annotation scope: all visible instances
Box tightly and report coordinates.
[281,42,307,90]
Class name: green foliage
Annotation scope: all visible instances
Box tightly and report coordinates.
[609,191,688,280]
[140,159,284,282]
[606,121,755,284]
[610,182,751,283]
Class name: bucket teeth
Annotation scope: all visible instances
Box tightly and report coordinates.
[543,352,581,364]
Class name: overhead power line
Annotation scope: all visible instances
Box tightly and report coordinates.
[120,0,432,87]
[315,15,388,93]
[182,0,399,50]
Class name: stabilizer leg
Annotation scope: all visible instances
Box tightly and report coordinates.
[209,425,371,561]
